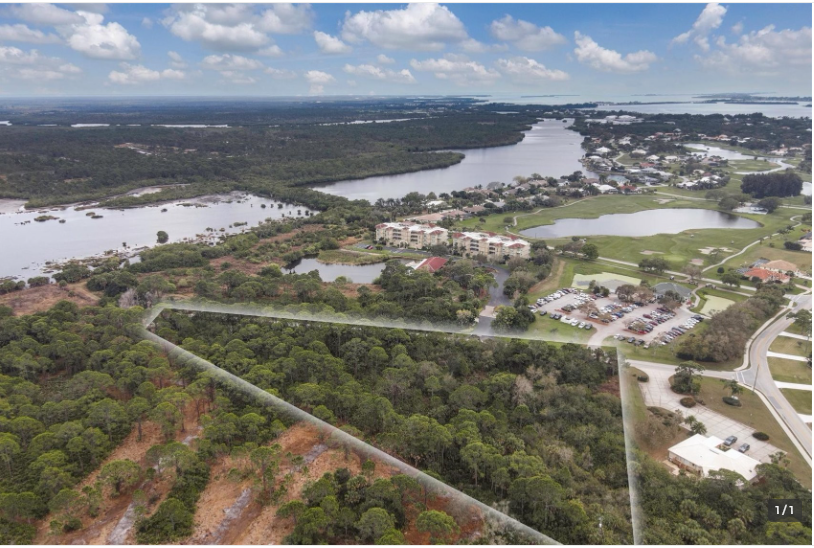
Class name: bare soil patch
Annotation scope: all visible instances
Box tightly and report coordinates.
[0,282,97,315]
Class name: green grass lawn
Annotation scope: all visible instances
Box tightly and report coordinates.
[696,287,748,304]
[728,159,781,172]
[621,330,742,371]
[697,294,735,315]
[780,388,812,416]
[720,236,812,276]
[783,320,811,337]
[527,314,592,344]
[526,257,670,303]
[770,336,811,358]
[768,356,812,385]
[318,249,387,265]
[696,377,811,487]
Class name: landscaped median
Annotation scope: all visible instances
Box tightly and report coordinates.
[780,389,812,417]
[769,335,812,359]
[768,357,813,385]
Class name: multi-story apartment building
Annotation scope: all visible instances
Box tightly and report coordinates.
[451,231,530,258]
[375,222,449,249]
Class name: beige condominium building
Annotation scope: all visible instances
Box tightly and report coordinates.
[452,231,530,258]
[375,222,449,249]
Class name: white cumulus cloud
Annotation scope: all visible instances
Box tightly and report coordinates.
[0,24,61,44]
[341,3,468,51]
[573,32,657,73]
[200,53,263,72]
[489,15,566,51]
[343,64,416,84]
[698,25,812,73]
[162,3,311,52]
[10,3,84,26]
[314,31,351,54]
[265,67,297,79]
[304,69,335,94]
[376,54,395,64]
[496,57,569,82]
[672,2,728,51]
[108,63,185,85]
[168,51,186,69]
[59,11,141,60]
[0,46,81,81]
[410,54,500,86]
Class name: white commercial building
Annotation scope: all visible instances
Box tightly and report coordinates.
[668,434,760,482]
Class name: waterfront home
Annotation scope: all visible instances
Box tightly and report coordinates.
[414,257,448,273]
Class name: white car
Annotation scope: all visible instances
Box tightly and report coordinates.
[561,316,572,323]
[570,319,580,326]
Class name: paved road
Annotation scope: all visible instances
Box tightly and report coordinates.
[627,293,813,465]
[633,363,782,463]
[742,293,812,461]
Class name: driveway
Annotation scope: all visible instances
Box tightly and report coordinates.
[634,363,783,464]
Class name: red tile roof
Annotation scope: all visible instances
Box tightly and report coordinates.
[416,257,448,273]
[743,268,789,282]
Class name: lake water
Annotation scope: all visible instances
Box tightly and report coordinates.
[0,192,310,280]
[285,257,401,283]
[314,119,592,202]
[520,208,761,239]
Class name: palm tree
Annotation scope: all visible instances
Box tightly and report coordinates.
[722,379,743,398]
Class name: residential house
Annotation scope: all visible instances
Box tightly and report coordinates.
[414,257,448,273]
[743,267,790,283]
[762,260,802,276]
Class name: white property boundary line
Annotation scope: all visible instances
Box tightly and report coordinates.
[140,300,573,545]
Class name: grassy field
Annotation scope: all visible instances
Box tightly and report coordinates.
[780,388,812,416]
[698,294,735,315]
[696,377,811,487]
[458,194,797,271]
[527,313,592,344]
[768,356,812,385]
[783,320,810,337]
[621,327,743,371]
[728,159,781,172]
[526,257,671,303]
[696,286,748,304]
[769,335,811,358]
[318,249,387,265]
[720,234,812,275]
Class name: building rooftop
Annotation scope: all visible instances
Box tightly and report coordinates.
[669,434,760,481]
[415,257,448,273]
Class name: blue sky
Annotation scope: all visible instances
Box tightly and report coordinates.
[0,2,810,97]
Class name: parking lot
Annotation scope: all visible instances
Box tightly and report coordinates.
[533,287,701,347]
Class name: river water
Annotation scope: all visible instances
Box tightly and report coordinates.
[0,193,309,280]
[313,119,592,202]
[520,208,761,239]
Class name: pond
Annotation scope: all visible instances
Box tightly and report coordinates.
[0,192,310,280]
[314,119,593,202]
[520,208,761,239]
[285,257,405,284]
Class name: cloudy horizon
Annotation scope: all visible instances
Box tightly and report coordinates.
[0,2,810,97]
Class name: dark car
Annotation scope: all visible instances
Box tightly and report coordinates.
[737,443,750,453]
[724,435,737,446]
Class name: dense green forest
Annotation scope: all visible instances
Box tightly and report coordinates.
[572,112,811,152]
[0,99,538,208]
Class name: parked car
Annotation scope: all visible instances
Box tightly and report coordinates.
[737,443,750,453]
[584,323,592,330]
[539,310,547,316]
[724,436,737,446]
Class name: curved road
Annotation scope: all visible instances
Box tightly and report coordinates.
[740,293,812,461]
